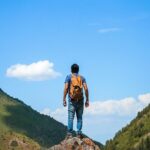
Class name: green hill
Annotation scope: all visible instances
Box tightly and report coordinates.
[0,88,103,150]
[104,103,150,150]
[0,88,68,149]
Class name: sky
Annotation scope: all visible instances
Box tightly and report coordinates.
[0,0,150,144]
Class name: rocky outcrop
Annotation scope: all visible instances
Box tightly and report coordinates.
[49,137,101,150]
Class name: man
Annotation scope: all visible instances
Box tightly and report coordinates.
[63,64,89,138]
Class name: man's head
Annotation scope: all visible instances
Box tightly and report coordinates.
[71,64,79,74]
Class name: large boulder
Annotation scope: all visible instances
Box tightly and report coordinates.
[49,137,101,150]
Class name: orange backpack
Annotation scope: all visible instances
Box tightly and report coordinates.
[69,74,83,101]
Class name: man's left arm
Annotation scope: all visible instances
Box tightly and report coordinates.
[83,82,89,107]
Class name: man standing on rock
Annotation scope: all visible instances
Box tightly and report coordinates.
[63,64,89,138]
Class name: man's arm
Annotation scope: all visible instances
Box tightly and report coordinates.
[83,83,89,107]
[63,83,69,107]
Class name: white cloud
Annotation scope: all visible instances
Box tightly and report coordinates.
[98,27,121,33]
[84,97,139,116]
[138,93,150,106]
[6,60,61,81]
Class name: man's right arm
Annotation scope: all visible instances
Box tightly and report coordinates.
[63,83,69,107]
[83,83,89,107]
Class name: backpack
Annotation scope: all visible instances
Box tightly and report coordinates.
[69,74,83,101]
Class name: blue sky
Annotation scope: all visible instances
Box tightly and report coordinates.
[1,0,150,144]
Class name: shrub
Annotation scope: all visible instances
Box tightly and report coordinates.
[10,140,18,147]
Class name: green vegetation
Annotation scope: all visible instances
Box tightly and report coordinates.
[104,103,150,150]
[0,88,67,149]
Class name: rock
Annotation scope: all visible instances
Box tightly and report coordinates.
[49,137,101,150]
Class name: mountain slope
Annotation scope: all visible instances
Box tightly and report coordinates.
[0,88,67,149]
[0,88,103,150]
[105,103,150,150]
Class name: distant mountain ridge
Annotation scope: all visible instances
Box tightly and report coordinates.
[0,88,103,150]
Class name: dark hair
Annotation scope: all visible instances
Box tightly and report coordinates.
[71,64,79,73]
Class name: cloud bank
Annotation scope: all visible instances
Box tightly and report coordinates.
[6,60,61,81]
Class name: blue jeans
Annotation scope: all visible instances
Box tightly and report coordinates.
[68,99,84,135]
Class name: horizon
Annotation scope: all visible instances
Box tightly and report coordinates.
[1,0,150,144]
